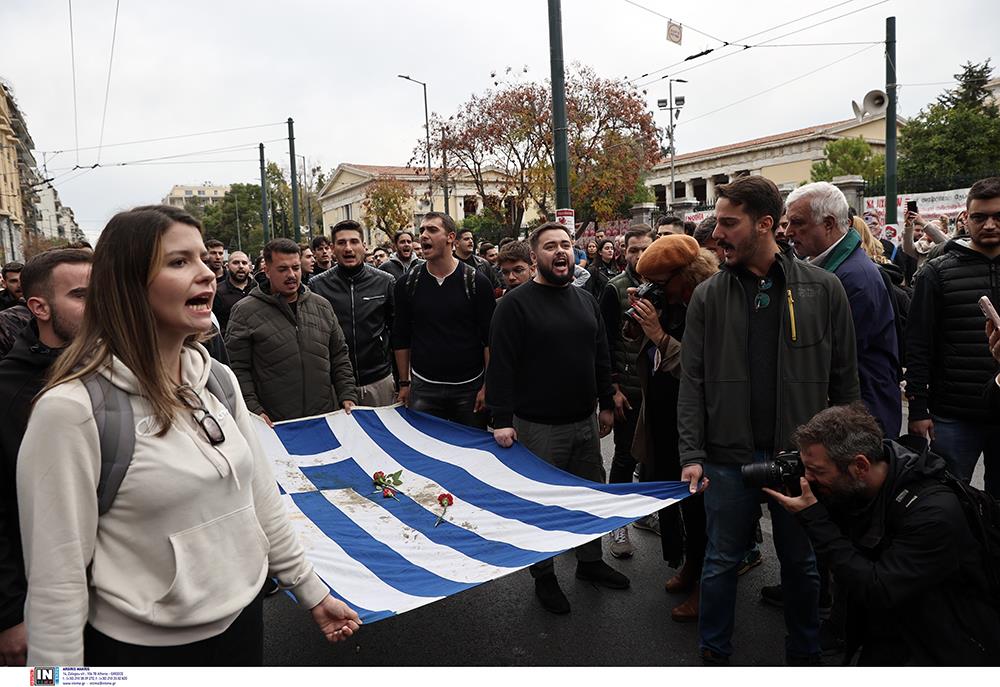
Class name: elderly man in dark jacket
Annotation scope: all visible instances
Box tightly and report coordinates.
[767,404,1000,665]
[226,238,357,423]
[784,181,901,437]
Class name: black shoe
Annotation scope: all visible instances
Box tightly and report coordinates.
[700,648,730,666]
[575,560,630,589]
[534,574,570,614]
[760,583,783,607]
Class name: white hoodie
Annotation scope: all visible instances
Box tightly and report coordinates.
[17,344,329,665]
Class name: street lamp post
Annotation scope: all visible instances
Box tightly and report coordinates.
[296,153,313,237]
[658,78,687,210]
[398,74,434,213]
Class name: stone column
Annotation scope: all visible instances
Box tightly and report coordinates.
[705,176,716,204]
[684,179,695,200]
[630,202,657,226]
[832,175,866,215]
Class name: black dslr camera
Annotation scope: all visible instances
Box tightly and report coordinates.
[624,282,666,321]
[741,451,805,496]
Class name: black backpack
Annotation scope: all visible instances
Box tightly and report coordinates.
[82,358,239,515]
[893,447,1000,610]
[405,261,477,302]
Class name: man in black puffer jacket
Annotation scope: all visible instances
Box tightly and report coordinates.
[310,220,396,406]
[905,177,1000,498]
[767,404,1000,665]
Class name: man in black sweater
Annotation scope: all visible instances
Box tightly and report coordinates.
[487,221,628,615]
[392,212,495,428]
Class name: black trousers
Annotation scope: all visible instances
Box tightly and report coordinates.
[83,589,265,667]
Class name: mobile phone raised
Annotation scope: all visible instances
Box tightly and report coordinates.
[979,295,1000,328]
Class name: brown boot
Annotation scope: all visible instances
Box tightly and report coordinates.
[670,584,700,623]
[664,562,697,593]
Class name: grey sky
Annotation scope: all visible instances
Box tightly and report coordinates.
[2,0,996,240]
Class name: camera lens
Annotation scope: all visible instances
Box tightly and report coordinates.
[741,461,781,490]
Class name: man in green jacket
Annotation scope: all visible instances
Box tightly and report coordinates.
[226,238,358,424]
[677,176,859,665]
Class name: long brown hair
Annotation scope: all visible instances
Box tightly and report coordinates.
[43,205,205,435]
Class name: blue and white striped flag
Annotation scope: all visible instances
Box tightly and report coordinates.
[255,406,692,623]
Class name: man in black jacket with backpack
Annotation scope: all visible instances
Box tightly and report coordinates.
[767,403,1000,665]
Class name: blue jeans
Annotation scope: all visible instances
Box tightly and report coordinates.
[409,374,487,430]
[931,415,1000,498]
[700,452,820,659]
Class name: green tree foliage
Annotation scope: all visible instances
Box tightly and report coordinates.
[898,60,1000,180]
[811,137,886,182]
[201,183,264,256]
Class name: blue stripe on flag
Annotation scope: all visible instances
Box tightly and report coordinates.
[300,459,553,567]
[283,580,394,625]
[274,417,341,456]
[400,408,692,500]
[353,412,640,535]
[292,491,479,598]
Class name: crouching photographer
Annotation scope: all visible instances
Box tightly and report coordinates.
[765,403,1000,665]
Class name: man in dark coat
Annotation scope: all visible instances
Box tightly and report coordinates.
[767,404,1000,665]
[0,248,90,666]
[785,181,901,438]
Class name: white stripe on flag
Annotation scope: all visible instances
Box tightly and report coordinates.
[327,412,590,550]
[319,488,521,584]
[256,417,347,494]
[282,493,443,610]
[375,407,680,518]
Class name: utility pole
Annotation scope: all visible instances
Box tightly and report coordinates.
[288,117,301,241]
[548,0,570,214]
[234,188,242,251]
[884,16,898,226]
[259,143,270,243]
[398,75,434,212]
[442,126,450,215]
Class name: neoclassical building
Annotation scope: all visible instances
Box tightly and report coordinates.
[646,114,902,210]
[318,163,543,245]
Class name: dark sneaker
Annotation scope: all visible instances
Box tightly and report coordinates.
[576,560,630,589]
[760,583,783,607]
[632,513,660,535]
[700,648,730,665]
[736,548,763,576]
[609,526,635,559]
[534,574,570,614]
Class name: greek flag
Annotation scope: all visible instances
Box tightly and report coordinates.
[255,406,691,623]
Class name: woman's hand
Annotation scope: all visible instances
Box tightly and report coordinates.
[310,596,361,643]
[628,297,666,343]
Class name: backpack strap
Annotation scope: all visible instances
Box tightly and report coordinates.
[206,358,239,417]
[462,262,477,301]
[83,374,136,517]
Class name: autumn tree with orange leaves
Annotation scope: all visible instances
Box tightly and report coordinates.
[410,64,660,235]
[362,176,413,238]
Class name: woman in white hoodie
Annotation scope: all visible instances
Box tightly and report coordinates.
[17,205,360,666]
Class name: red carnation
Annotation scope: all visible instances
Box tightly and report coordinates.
[438,493,454,507]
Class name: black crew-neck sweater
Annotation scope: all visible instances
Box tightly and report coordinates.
[391,262,496,383]
[487,279,614,428]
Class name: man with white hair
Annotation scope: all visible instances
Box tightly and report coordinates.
[784,181,900,437]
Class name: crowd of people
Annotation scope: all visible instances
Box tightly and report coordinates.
[0,174,999,667]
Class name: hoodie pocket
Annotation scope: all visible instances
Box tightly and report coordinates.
[152,504,269,626]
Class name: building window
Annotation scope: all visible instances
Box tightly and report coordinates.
[184,190,193,196]
[198,190,206,196]
[341,204,352,220]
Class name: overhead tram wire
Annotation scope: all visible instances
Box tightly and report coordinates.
[627,0,883,86]
[41,121,287,159]
[67,0,80,165]
[96,0,122,164]
[622,0,730,45]
[679,43,880,127]
[632,0,889,89]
